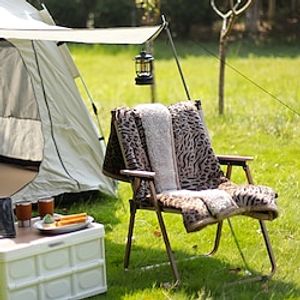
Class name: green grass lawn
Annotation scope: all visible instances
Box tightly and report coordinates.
[62,39,300,299]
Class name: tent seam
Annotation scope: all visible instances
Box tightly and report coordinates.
[31,40,81,190]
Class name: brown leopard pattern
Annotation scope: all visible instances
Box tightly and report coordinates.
[169,101,227,190]
[103,110,127,181]
[114,107,151,201]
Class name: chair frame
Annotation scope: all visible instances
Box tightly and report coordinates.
[121,155,276,284]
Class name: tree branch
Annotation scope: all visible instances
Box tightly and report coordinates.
[210,0,233,19]
[231,0,253,15]
[222,14,236,38]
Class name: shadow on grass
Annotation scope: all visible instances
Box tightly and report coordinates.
[90,238,300,300]
[52,192,299,299]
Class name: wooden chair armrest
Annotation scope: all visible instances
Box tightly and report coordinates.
[216,154,253,167]
[121,169,159,208]
[120,169,155,179]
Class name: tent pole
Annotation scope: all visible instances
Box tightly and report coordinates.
[78,75,105,142]
[163,16,191,100]
[37,2,104,142]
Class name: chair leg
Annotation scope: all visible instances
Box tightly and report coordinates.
[207,221,223,256]
[226,218,276,284]
[259,220,276,279]
[124,200,136,270]
[243,163,276,278]
[155,209,180,283]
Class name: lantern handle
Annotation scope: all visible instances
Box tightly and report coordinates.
[162,15,191,101]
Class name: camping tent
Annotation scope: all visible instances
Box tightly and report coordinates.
[0,0,163,202]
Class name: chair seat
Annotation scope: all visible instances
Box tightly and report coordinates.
[156,183,278,232]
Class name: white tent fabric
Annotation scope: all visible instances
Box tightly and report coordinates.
[0,37,116,201]
[1,0,169,201]
[0,27,163,45]
[0,1,164,44]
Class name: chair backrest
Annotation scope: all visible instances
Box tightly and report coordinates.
[103,101,225,195]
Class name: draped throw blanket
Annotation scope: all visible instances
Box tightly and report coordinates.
[103,101,278,232]
[135,104,179,193]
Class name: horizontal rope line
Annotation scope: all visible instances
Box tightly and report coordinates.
[197,42,300,117]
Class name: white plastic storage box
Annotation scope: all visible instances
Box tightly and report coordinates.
[0,221,107,300]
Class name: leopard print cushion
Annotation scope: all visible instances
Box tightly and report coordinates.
[218,177,278,220]
[236,187,278,219]
[157,189,243,232]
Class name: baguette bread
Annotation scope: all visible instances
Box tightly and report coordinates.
[59,213,87,220]
[56,213,87,226]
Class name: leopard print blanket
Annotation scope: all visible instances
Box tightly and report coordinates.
[103,101,278,232]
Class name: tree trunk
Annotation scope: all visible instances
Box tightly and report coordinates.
[146,41,157,103]
[218,35,227,115]
[83,0,97,28]
[268,0,276,22]
[211,0,253,115]
[150,64,157,103]
[245,1,260,35]
[291,0,300,14]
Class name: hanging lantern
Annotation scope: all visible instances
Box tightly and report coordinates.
[134,51,154,85]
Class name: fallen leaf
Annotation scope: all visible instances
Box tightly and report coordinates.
[286,234,294,240]
[153,230,161,237]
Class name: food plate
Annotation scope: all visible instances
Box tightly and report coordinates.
[33,216,94,235]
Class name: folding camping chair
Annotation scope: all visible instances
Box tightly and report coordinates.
[103,100,278,284]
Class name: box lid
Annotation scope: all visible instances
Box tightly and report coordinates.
[0,219,104,262]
